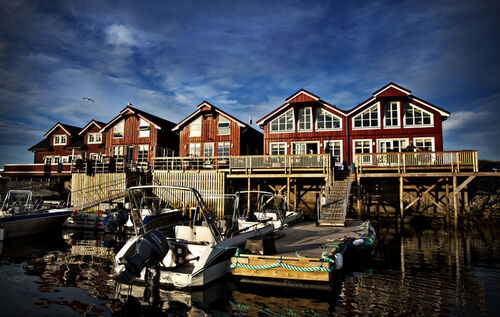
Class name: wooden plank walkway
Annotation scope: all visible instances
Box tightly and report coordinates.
[318,171,353,226]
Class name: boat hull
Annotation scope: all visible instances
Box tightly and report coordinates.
[1,211,72,240]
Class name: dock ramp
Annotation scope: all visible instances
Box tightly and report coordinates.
[318,169,353,226]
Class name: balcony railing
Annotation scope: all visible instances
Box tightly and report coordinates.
[354,150,478,173]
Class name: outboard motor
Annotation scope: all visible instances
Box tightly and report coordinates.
[115,229,169,284]
[104,209,129,233]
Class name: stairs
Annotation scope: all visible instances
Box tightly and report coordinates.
[77,191,129,211]
[318,169,353,226]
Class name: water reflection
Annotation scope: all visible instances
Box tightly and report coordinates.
[0,222,498,316]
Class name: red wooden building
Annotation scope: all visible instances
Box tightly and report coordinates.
[256,89,348,166]
[172,101,263,157]
[76,120,107,161]
[346,82,450,163]
[29,122,83,164]
[100,105,178,166]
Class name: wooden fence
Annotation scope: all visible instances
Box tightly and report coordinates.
[71,173,127,210]
[354,150,478,173]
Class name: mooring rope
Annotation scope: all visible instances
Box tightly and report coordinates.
[230,261,334,273]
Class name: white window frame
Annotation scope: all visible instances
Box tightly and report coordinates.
[89,153,100,161]
[188,143,201,157]
[353,139,373,164]
[269,142,287,155]
[138,118,150,138]
[137,145,149,163]
[53,156,61,165]
[53,134,67,145]
[376,138,409,153]
[383,101,400,128]
[352,103,381,130]
[297,106,313,132]
[217,116,230,136]
[190,117,202,137]
[113,120,124,138]
[203,142,214,156]
[44,156,52,165]
[404,103,434,127]
[291,141,320,155]
[112,145,123,158]
[270,109,295,133]
[324,140,343,166]
[217,142,230,156]
[88,132,102,144]
[315,108,342,131]
[413,137,435,152]
[61,156,70,163]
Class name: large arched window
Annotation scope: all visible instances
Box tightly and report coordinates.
[316,108,341,130]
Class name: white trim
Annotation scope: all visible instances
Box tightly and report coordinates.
[269,108,295,134]
[269,142,287,155]
[352,102,381,130]
[346,97,376,116]
[189,116,202,137]
[52,156,61,165]
[319,101,347,117]
[256,102,290,126]
[172,103,245,131]
[403,103,434,128]
[285,90,320,102]
[290,141,320,155]
[44,123,71,137]
[373,84,411,97]
[297,106,313,132]
[100,107,162,132]
[217,116,231,136]
[324,140,343,166]
[383,101,401,129]
[79,120,103,135]
[413,136,435,151]
[315,107,343,131]
[203,142,215,156]
[409,96,449,117]
[87,132,102,144]
[352,139,373,164]
[376,138,409,153]
[53,134,67,146]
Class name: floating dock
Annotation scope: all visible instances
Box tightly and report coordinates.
[230,220,374,289]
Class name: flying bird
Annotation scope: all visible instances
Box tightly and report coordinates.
[83,97,95,103]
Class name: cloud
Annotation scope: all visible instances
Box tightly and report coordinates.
[105,24,147,47]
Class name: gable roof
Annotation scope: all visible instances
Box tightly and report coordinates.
[44,122,81,137]
[28,138,51,152]
[78,120,106,135]
[347,82,450,117]
[100,106,176,132]
[172,101,247,131]
[256,89,346,126]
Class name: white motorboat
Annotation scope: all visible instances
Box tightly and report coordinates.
[0,190,72,240]
[114,185,274,289]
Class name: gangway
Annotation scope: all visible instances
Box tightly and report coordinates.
[318,168,353,226]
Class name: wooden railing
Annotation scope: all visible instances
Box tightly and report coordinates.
[152,154,331,175]
[354,150,478,173]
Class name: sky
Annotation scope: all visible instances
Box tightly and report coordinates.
[0,0,499,166]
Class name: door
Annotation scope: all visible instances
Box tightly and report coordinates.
[126,145,135,165]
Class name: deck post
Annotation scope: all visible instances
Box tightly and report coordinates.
[247,177,251,212]
[286,177,290,210]
[399,176,404,219]
[464,185,470,213]
[356,183,362,218]
[453,175,458,227]
[445,178,450,224]
[294,182,297,211]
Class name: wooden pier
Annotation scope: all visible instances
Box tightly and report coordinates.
[230,220,372,289]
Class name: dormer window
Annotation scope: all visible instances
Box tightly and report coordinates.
[270,109,294,133]
[405,103,432,126]
[88,133,102,144]
[114,120,124,138]
[353,104,380,129]
[190,117,201,137]
[217,116,230,135]
[54,134,67,145]
[316,108,341,130]
[138,118,150,138]
[297,107,312,131]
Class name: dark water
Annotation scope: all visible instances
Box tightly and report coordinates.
[0,220,499,316]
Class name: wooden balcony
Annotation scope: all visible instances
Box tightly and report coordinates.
[354,150,478,174]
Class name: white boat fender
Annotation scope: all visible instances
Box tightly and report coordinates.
[334,253,343,270]
[353,238,365,247]
[369,226,376,239]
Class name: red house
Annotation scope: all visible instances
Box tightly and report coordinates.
[29,122,83,164]
[100,105,178,166]
[172,101,263,157]
[256,89,348,165]
[76,120,107,161]
[346,82,450,163]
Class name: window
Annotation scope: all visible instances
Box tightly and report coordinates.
[384,102,400,127]
[61,156,70,163]
[414,137,434,151]
[297,107,312,131]
[217,116,230,135]
[114,120,124,138]
[270,142,287,155]
[88,133,102,144]
[353,104,379,128]
[190,117,201,137]
[89,153,101,161]
[189,143,201,156]
[112,145,123,158]
[54,134,67,145]
[217,142,230,156]
[377,139,407,153]
[138,118,150,138]
[270,109,294,132]
[292,143,307,155]
[354,140,372,154]
[204,143,214,156]
[324,140,342,165]
[53,156,61,164]
[137,145,149,163]
[316,108,341,130]
[44,156,52,165]
[405,104,432,126]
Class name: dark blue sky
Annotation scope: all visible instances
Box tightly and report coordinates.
[1,0,499,166]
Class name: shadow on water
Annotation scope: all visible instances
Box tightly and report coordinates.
[0,219,499,316]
